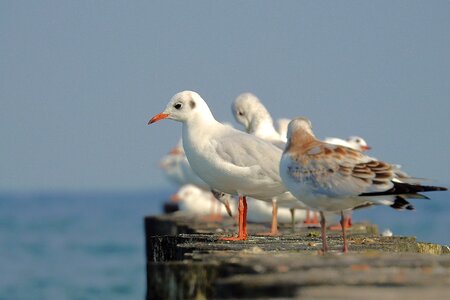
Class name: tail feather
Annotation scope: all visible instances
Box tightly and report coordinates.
[390,196,415,210]
[391,164,427,185]
[404,193,430,200]
[360,181,447,197]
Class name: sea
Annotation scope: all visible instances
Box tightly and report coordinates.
[0,188,449,300]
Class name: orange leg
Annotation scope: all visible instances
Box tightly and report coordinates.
[219,196,248,241]
[341,211,348,253]
[346,216,352,227]
[257,200,280,236]
[329,215,352,230]
[304,210,319,225]
[270,200,279,235]
[312,211,319,224]
[304,209,311,224]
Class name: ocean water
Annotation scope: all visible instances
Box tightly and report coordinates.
[0,189,449,299]
[0,190,170,300]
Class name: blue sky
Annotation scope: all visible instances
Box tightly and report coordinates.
[1,1,449,192]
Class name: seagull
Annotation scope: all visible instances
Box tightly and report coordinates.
[232,93,310,233]
[277,116,370,227]
[280,117,447,252]
[324,136,371,152]
[171,184,234,217]
[149,91,304,240]
[232,93,286,147]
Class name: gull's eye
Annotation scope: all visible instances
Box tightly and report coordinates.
[238,111,244,116]
[174,103,182,110]
[355,139,360,143]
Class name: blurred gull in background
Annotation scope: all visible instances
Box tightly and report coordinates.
[171,184,233,218]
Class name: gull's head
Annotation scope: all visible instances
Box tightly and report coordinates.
[347,136,371,151]
[286,117,314,140]
[211,190,233,217]
[148,91,208,124]
[211,189,228,203]
[232,93,271,132]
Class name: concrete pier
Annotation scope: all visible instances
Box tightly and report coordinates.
[145,213,450,299]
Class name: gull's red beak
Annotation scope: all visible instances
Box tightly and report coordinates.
[148,113,169,124]
[361,145,371,151]
[170,194,180,202]
[169,147,183,155]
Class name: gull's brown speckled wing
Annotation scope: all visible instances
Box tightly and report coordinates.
[286,142,395,197]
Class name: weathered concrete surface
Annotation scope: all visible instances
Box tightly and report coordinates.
[145,213,450,299]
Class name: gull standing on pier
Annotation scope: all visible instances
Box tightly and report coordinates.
[149,91,304,240]
[235,94,374,228]
[232,93,309,233]
[280,117,447,252]
[232,93,287,148]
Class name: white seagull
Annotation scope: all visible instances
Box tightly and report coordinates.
[276,116,370,227]
[149,91,304,240]
[231,93,318,230]
[280,117,447,252]
[283,124,373,228]
[232,93,310,233]
[232,93,287,147]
